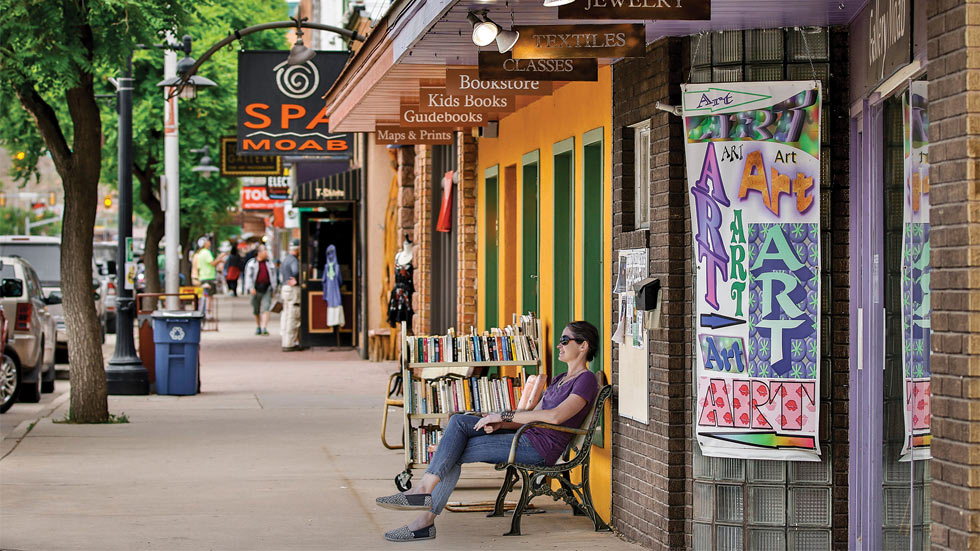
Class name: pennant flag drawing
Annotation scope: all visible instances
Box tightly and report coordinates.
[682,81,822,461]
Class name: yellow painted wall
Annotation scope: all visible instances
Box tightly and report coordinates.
[476,66,613,521]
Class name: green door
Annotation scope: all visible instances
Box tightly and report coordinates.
[553,140,574,378]
[484,168,499,330]
[583,131,603,375]
[522,152,539,316]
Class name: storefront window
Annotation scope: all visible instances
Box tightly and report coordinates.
[690,28,835,550]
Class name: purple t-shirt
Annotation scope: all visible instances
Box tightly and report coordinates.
[524,371,599,465]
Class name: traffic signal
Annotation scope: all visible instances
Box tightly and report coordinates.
[14,151,25,161]
[103,194,112,209]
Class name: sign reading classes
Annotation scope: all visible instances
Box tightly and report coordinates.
[237,51,353,157]
[478,52,598,82]
[682,81,823,462]
[558,0,710,20]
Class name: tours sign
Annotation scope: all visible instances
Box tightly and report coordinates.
[237,51,353,157]
[478,52,598,82]
[511,24,645,59]
[682,81,823,461]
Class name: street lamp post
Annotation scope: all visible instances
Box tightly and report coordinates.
[105,55,148,395]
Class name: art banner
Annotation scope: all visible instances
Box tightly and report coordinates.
[901,81,931,459]
[682,81,822,461]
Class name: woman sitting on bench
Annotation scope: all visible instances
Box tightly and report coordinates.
[376,321,600,542]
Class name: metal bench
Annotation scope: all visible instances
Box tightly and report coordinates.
[488,371,612,536]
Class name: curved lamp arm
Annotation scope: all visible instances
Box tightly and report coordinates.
[170,20,367,98]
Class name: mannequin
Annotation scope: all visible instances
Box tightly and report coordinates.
[388,236,415,328]
[394,237,414,267]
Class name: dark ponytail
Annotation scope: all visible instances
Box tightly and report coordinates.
[565,320,599,363]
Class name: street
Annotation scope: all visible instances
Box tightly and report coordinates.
[0,296,641,551]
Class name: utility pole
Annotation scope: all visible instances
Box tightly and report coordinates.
[106,54,149,395]
[164,43,181,309]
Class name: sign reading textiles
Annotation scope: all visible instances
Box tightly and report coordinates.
[558,0,710,20]
[241,185,285,210]
[220,137,282,176]
[682,81,822,461]
[478,51,598,82]
[902,81,931,459]
[237,51,353,157]
[511,24,645,59]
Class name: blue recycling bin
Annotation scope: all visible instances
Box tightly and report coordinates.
[151,310,204,395]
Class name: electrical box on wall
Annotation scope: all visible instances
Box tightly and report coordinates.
[633,277,662,330]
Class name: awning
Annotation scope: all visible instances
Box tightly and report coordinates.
[321,0,864,133]
[294,168,362,205]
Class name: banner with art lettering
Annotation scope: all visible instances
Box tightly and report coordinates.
[682,81,822,461]
[902,81,931,460]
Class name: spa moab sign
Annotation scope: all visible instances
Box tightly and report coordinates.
[237,51,353,157]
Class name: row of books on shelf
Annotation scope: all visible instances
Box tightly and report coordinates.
[410,425,442,464]
[408,333,538,364]
[409,376,523,415]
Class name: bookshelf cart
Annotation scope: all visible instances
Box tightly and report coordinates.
[394,318,545,491]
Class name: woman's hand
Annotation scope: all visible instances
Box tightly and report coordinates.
[473,413,503,433]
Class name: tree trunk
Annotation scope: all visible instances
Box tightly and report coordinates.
[134,163,163,295]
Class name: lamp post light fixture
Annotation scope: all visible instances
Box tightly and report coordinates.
[287,17,317,66]
[190,146,220,178]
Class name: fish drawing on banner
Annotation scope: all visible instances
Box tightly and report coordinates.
[901,81,931,460]
[682,81,822,461]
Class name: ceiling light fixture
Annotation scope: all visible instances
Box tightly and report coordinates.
[543,0,576,7]
[468,11,499,47]
[495,27,519,53]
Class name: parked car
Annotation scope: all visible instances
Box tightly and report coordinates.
[0,257,57,410]
[0,236,105,363]
[94,241,117,333]
[0,304,12,413]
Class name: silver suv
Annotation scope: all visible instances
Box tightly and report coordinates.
[0,257,57,407]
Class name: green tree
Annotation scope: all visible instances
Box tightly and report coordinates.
[0,1,190,422]
[98,0,286,292]
[0,206,61,236]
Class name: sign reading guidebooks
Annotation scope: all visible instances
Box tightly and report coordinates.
[901,81,931,460]
[682,81,822,461]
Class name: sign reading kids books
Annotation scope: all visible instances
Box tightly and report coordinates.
[902,81,931,460]
[682,81,822,461]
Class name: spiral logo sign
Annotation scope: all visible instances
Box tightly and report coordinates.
[273,60,320,100]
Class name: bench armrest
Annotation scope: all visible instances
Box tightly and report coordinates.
[506,422,587,464]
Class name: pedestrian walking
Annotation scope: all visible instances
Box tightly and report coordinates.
[224,242,243,296]
[192,236,227,320]
[279,240,304,351]
[243,244,277,336]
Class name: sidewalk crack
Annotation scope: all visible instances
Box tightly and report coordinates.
[254,393,264,409]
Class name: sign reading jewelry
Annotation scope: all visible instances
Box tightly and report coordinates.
[682,81,822,461]
[237,51,353,156]
[557,0,710,20]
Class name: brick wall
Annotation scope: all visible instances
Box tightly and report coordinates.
[397,146,415,240]
[413,145,433,335]
[611,37,691,551]
[926,2,980,549]
[457,132,478,332]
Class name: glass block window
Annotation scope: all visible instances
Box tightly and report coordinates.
[690,27,837,551]
[631,120,651,229]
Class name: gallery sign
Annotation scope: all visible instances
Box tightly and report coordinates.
[220,137,282,176]
[558,0,710,20]
[682,81,823,462]
[863,0,911,89]
[445,69,552,96]
[241,185,285,211]
[376,124,455,145]
[418,86,516,114]
[478,51,598,82]
[237,51,353,157]
[511,24,645,59]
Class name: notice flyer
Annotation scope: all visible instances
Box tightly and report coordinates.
[682,81,822,461]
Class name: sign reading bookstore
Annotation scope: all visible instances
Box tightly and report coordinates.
[682,81,823,461]
[237,51,353,156]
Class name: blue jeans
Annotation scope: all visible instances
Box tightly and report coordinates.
[426,414,544,515]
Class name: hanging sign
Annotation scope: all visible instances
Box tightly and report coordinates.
[862,0,912,89]
[375,124,455,145]
[266,175,290,199]
[418,86,516,114]
[237,51,353,157]
[511,24,645,60]
[478,52,598,82]
[399,102,488,128]
[436,171,454,233]
[241,185,285,210]
[220,137,282,176]
[682,81,823,462]
[558,0,710,20]
[901,81,931,460]
[445,69,552,96]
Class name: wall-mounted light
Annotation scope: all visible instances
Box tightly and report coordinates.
[495,27,519,53]
[468,11,499,47]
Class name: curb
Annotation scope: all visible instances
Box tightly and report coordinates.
[0,391,70,459]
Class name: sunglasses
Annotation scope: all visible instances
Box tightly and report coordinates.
[558,335,584,346]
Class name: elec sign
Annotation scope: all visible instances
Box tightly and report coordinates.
[237,51,353,157]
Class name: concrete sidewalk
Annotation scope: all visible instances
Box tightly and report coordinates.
[0,296,643,551]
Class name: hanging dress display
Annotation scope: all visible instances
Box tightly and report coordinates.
[387,261,415,327]
[322,244,345,327]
